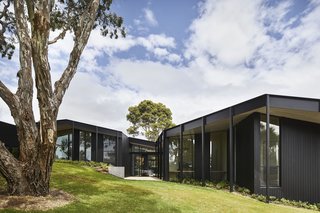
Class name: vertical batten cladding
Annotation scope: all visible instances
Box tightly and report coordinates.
[97,134,103,162]
[229,107,234,192]
[201,117,206,185]
[73,129,80,160]
[235,113,255,192]
[180,125,184,179]
[91,132,96,161]
[164,130,169,181]
[266,95,270,202]
[279,118,320,203]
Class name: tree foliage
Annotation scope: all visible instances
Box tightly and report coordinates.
[0,0,125,58]
[127,100,175,142]
[0,0,124,196]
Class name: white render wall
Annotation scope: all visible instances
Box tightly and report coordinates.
[108,166,125,178]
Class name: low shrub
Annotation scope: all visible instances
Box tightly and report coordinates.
[216,181,228,190]
[55,159,109,169]
[162,176,320,212]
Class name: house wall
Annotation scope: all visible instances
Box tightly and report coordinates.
[0,121,18,148]
[72,129,80,161]
[194,133,210,180]
[121,133,131,177]
[91,132,97,161]
[255,117,320,203]
[235,114,255,192]
[97,134,103,162]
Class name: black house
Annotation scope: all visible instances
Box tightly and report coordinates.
[157,94,320,203]
[1,94,320,203]
[0,119,157,178]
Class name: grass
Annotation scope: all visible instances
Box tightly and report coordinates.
[0,162,316,213]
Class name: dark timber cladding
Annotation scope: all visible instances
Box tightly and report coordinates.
[265,95,270,202]
[229,107,234,192]
[162,94,320,204]
[201,117,205,186]
[1,94,320,204]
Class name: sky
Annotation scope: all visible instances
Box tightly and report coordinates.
[1,0,320,138]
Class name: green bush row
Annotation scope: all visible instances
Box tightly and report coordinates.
[174,178,320,211]
[55,159,109,169]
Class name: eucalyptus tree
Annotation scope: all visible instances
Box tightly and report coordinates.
[0,0,124,196]
[127,100,175,142]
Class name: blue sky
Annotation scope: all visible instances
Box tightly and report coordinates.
[1,0,320,137]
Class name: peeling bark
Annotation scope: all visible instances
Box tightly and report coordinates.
[0,0,100,196]
[0,142,28,195]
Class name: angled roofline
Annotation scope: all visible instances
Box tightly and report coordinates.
[128,137,156,147]
[164,94,320,134]
[57,119,123,134]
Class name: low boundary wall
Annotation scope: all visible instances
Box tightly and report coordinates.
[109,166,125,178]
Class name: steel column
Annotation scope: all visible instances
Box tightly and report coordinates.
[96,127,98,162]
[163,131,169,181]
[266,95,270,202]
[229,107,234,192]
[180,125,184,180]
[201,117,206,186]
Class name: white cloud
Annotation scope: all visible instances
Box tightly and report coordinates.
[84,31,180,63]
[143,8,158,27]
[167,53,181,63]
[185,0,267,66]
[154,48,169,57]
[1,0,320,140]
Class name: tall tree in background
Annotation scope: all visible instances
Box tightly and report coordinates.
[127,100,175,142]
[0,0,124,196]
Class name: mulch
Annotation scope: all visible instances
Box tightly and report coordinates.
[0,189,74,211]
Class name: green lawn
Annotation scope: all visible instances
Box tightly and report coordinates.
[0,162,316,213]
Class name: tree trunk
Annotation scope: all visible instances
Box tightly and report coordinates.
[0,122,56,196]
[0,0,99,196]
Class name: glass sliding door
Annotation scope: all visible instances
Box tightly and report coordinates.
[260,115,280,187]
[168,137,180,181]
[103,135,116,165]
[132,154,157,177]
[133,154,144,176]
[210,131,227,182]
[56,131,73,160]
[79,131,92,161]
[148,155,157,177]
[183,134,195,178]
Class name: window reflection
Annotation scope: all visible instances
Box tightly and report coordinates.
[56,131,72,160]
[80,131,92,161]
[260,115,280,187]
[209,131,227,182]
[182,135,195,178]
[168,137,180,181]
[130,145,155,152]
[103,135,116,165]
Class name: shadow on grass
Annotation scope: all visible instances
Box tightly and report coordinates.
[48,181,181,213]
[50,165,181,213]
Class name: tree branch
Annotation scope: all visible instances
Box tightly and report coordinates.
[53,0,99,116]
[12,0,39,163]
[0,81,20,117]
[48,29,67,45]
[13,0,35,117]
[0,141,24,195]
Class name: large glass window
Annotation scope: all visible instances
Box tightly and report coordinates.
[130,145,155,152]
[209,131,227,182]
[103,135,116,165]
[260,115,280,187]
[79,131,92,161]
[182,135,195,178]
[56,131,72,160]
[168,137,180,181]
